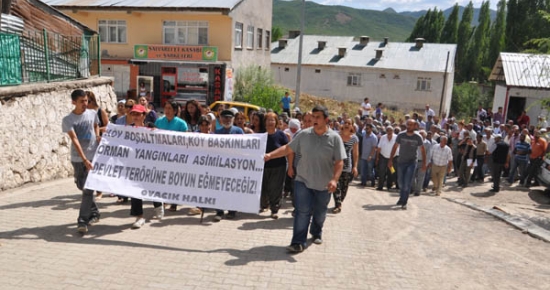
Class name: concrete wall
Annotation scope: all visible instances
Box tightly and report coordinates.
[229,0,272,71]
[272,64,453,115]
[0,78,117,190]
[492,83,550,124]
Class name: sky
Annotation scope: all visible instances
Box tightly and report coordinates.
[309,0,498,12]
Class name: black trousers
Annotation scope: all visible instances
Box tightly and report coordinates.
[130,199,162,217]
[492,163,505,191]
[377,156,394,189]
[260,165,287,213]
[524,158,543,186]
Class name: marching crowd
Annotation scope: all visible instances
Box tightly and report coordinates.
[63,90,549,253]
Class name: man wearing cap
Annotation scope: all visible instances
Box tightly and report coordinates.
[490,134,510,192]
[425,104,435,119]
[213,109,244,221]
[493,121,501,134]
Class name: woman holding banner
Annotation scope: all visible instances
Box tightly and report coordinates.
[129,104,165,229]
[260,113,289,219]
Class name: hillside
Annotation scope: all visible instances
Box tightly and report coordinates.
[273,0,417,41]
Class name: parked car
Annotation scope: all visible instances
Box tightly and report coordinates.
[209,101,261,121]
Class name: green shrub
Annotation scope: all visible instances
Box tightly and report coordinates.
[233,65,284,112]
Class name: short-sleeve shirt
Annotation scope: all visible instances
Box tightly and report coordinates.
[155,116,188,132]
[281,96,291,109]
[342,135,359,173]
[361,131,378,160]
[214,125,244,135]
[361,102,371,116]
[265,130,289,168]
[395,131,424,164]
[288,128,346,191]
[62,109,99,162]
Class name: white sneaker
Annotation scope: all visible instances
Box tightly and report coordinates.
[132,218,145,229]
[153,206,164,220]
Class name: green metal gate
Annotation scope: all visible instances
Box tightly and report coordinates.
[0,33,22,86]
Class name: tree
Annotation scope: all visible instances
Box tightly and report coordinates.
[488,0,507,67]
[272,26,283,42]
[406,8,444,42]
[456,1,475,82]
[466,1,491,82]
[440,4,459,44]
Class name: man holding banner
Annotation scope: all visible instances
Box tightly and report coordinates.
[62,89,101,234]
[213,109,244,221]
[265,105,346,253]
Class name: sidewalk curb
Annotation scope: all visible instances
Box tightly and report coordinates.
[444,197,550,243]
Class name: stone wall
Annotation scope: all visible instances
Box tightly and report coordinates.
[0,77,117,190]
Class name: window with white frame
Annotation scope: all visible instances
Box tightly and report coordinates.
[257,28,263,49]
[265,31,270,50]
[347,73,361,86]
[163,21,208,45]
[235,22,243,48]
[416,77,431,91]
[247,25,254,49]
[98,20,127,43]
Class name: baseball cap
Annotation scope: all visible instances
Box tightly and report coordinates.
[494,121,500,125]
[130,104,146,113]
[220,109,235,117]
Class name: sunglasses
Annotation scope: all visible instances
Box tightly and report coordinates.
[125,105,133,108]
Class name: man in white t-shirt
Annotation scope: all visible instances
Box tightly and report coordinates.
[425,104,435,119]
[361,97,372,119]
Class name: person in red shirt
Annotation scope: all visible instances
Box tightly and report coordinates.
[517,111,530,128]
[523,130,547,187]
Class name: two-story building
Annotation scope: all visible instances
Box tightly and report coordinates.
[45,0,272,105]
[272,34,456,115]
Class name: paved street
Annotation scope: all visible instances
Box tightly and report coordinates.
[1,178,550,290]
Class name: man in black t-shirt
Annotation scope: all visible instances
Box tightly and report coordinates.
[490,134,510,192]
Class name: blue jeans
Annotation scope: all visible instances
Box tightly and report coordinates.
[507,158,528,184]
[291,181,331,247]
[397,161,417,205]
[360,158,375,185]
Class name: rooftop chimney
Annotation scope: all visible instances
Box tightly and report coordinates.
[338,47,347,58]
[318,41,327,50]
[278,39,288,48]
[375,49,383,59]
[383,37,389,45]
[288,30,300,39]
[359,36,370,46]
[415,38,425,49]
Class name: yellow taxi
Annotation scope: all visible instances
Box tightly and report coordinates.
[209,101,261,121]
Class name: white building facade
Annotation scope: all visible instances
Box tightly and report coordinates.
[489,52,550,125]
[272,35,456,115]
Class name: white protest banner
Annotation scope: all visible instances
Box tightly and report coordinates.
[84,124,267,214]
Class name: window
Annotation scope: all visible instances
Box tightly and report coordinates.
[247,25,254,49]
[98,20,127,43]
[284,67,290,72]
[235,22,243,48]
[257,28,263,49]
[315,69,321,73]
[347,73,361,86]
[163,21,208,45]
[416,77,431,91]
[265,31,270,50]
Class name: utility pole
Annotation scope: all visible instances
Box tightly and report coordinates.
[294,0,305,110]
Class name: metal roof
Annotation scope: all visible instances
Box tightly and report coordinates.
[488,52,550,89]
[271,35,456,73]
[43,0,243,10]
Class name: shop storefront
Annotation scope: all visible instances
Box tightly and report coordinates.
[130,44,225,107]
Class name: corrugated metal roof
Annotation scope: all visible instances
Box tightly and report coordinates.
[271,35,456,73]
[497,52,550,89]
[43,0,242,9]
[0,14,25,35]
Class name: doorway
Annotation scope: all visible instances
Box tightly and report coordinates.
[507,96,526,124]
